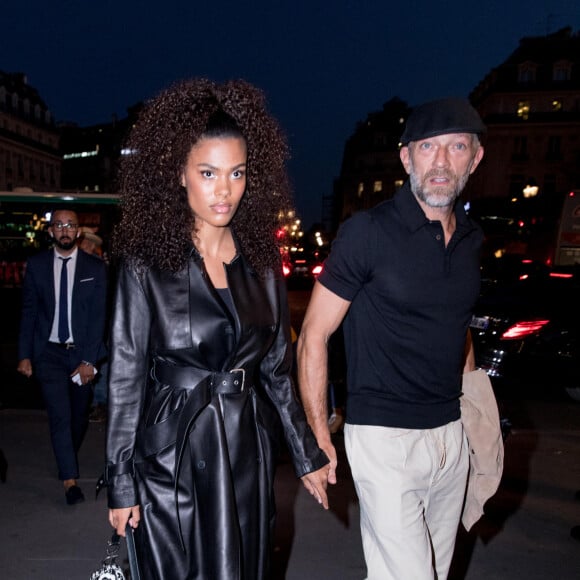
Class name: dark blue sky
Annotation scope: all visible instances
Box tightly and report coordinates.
[3,1,579,227]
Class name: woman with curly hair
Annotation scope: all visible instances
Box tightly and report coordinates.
[105,78,330,579]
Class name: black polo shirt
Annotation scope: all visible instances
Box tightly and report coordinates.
[318,181,483,429]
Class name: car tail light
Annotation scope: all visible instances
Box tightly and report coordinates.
[311,265,323,277]
[282,263,291,277]
[501,320,550,340]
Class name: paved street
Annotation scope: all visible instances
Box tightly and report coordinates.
[1,288,580,578]
[2,396,580,579]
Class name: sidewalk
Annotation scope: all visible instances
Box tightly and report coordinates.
[1,400,580,579]
[0,408,365,580]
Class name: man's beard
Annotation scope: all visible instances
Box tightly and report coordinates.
[55,237,76,251]
[409,164,472,209]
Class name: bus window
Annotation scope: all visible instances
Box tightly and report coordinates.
[0,191,120,288]
[555,190,580,266]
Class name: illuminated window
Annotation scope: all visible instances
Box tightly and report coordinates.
[373,180,383,193]
[63,150,98,160]
[517,101,530,120]
[357,182,364,197]
[394,179,404,188]
[552,99,562,111]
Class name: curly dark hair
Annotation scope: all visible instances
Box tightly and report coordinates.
[113,78,293,274]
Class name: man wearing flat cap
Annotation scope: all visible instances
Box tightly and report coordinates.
[298,98,487,579]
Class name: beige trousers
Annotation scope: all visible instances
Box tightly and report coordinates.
[345,420,468,580]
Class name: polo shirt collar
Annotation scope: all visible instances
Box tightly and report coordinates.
[394,180,474,236]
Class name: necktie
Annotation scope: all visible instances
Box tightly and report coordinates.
[58,257,71,343]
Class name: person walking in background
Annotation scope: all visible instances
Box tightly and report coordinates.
[105,78,330,579]
[17,209,107,505]
[298,98,487,579]
[79,228,103,259]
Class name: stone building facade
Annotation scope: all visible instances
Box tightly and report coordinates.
[469,27,580,208]
[332,27,580,234]
[0,71,60,192]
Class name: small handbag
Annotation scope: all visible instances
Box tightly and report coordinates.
[89,531,126,580]
[90,525,140,580]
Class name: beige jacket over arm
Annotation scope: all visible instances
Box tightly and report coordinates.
[460,368,505,531]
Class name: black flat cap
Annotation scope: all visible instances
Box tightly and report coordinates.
[400,97,486,145]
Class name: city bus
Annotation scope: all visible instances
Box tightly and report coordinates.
[0,190,120,288]
[468,190,580,270]
[554,190,580,267]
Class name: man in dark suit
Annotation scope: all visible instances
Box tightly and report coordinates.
[17,209,107,505]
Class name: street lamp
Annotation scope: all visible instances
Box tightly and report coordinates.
[523,184,539,198]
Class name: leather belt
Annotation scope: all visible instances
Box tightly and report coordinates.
[153,364,247,394]
[152,362,253,551]
[49,342,76,350]
[107,362,253,550]
[135,364,254,461]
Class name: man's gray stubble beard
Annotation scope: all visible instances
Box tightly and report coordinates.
[408,159,473,209]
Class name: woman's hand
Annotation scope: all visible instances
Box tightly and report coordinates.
[109,505,141,536]
[300,457,336,510]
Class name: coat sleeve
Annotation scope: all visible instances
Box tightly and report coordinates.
[258,274,329,478]
[105,262,151,508]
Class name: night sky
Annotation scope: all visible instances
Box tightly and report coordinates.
[3,1,580,227]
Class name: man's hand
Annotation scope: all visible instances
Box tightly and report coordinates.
[71,362,96,385]
[17,359,33,378]
[319,439,338,487]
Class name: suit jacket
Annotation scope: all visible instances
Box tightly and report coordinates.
[18,248,108,366]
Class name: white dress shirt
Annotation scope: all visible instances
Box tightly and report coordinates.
[49,247,78,344]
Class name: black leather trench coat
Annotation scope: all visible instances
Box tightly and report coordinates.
[105,247,327,580]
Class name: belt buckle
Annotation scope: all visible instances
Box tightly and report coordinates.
[65,343,75,350]
[229,368,245,391]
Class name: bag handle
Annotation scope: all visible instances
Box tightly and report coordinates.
[125,524,141,580]
[104,532,121,566]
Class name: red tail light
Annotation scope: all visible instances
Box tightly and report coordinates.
[282,264,291,277]
[501,320,549,340]
[311,265,323,277]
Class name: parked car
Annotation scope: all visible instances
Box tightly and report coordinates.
[470,267,580,400]
[285,250,325,289]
